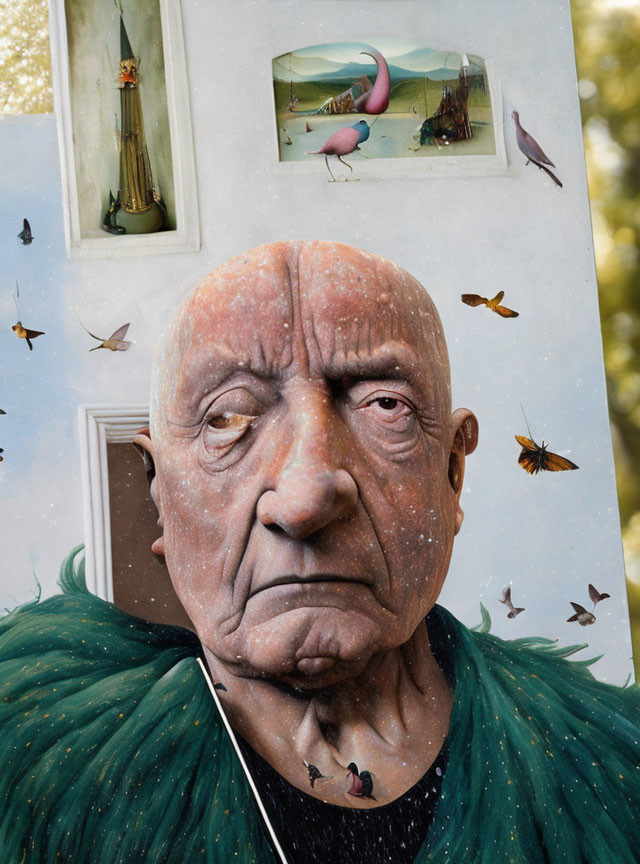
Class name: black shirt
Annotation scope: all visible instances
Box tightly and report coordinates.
[238,736,448,864]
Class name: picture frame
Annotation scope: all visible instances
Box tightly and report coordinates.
[271,42,507,181]
[49,0,200,258]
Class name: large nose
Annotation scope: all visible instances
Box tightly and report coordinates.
[256,391,358,539]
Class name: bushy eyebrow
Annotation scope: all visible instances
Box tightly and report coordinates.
[321,341,425,387]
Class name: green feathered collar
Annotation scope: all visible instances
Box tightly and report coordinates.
[1,547,639,863]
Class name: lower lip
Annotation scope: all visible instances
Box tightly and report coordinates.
[248,579,372,602]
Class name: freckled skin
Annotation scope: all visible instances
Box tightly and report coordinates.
[142,242,477,691]
[137,241,478,805]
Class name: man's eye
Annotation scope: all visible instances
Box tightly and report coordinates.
[375,397,399,410]
[356,394,415,430]
[204,412,256,451]
[208,412,255,430]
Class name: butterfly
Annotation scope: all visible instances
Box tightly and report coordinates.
[515,435,579,474]
[18,218,33,245]
[515,404,579,474]
[461,291,519,318]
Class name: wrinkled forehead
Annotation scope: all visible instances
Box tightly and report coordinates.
[151,242,450,431]
[296,242,446,362]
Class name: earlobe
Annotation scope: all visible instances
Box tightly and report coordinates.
[151,535,166,556]
[132,428,165,557]
[448,408,479,536]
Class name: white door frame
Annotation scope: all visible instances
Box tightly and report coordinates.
[77,405,149,600]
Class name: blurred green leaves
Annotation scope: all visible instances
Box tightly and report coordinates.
[0,0,52,114]
[572,0,640,673]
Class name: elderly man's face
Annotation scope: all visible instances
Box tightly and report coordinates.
[148,243,476,687]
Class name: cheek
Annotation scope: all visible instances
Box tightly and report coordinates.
[370,457,456,597]
[158,464,232,604]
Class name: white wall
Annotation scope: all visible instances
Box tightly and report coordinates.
[0,0,631,683]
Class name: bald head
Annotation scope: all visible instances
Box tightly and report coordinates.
[141,240,477,688]
[150,241,451,442]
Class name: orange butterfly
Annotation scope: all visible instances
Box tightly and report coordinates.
[515,435,579,474]
[461,291,519,318]
[516,404,579,475]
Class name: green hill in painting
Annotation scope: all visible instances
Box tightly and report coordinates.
[274,74,491,117]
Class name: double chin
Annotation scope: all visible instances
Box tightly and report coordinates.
[206,600,394,689]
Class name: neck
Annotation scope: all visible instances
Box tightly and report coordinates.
[203,620,452,808]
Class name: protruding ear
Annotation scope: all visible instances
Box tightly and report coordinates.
[132,427,165,557]
[447,408,479,535]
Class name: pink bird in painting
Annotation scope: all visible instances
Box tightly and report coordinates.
[355,50,390,115]
[309,119,371,181]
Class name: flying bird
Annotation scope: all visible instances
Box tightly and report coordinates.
[511,111,563,188]
[500,587,525,618]
[0,448,4,462]
[77,316,131,352]
[309,120,371,181]
[12,283,44,351]
[346,762,376,800]
[568,585,610,626]
[12,322,45,351]
[567,602,596,626]
[588,584,610,606]
[304,762,333,788]
[354,50,390,115]
[461,291,519,318]
[18,218,33,245]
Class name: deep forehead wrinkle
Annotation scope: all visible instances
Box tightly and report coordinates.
[152,245,300,433]
[296,242,451,411]
[151,241,452,434]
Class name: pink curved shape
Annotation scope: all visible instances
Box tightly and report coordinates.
[315,126,362,156]
[354,50,390,115]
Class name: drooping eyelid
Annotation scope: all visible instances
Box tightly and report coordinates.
[195,373,277,423]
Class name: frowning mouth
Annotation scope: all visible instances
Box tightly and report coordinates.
[248,574,373,600]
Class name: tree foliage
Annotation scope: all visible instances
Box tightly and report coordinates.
[0,0,52,114]
[571,0,640,674]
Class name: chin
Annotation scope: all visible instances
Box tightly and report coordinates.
[215,606,393,688]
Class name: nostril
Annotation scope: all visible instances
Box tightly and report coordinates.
[256,490,280,528]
